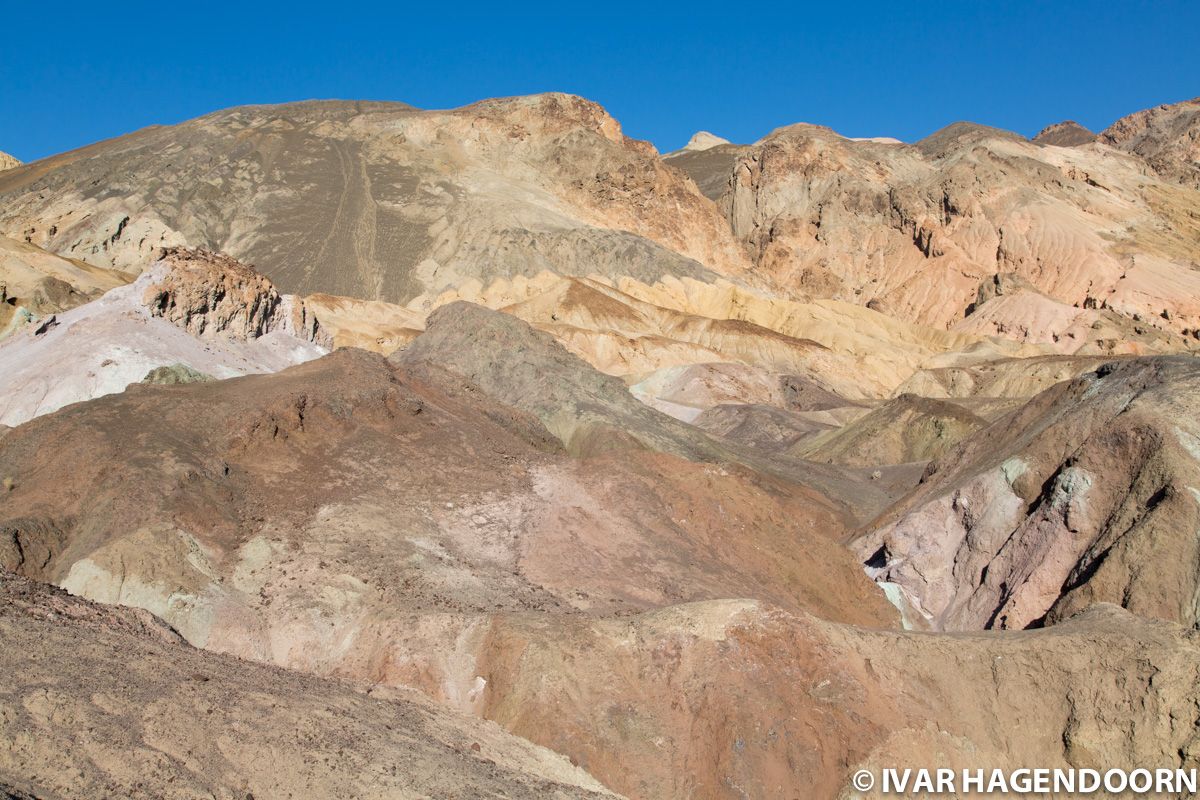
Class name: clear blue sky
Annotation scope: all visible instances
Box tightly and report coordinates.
[3,1,1197,162]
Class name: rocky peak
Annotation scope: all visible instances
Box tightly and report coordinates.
[461,92,626,143]
[140,246,330,346]
[1032,120,1096,147]
[0,150,19,172]
[1100,97,1200,187]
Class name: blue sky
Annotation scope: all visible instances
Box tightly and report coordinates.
[2,1,1197,162]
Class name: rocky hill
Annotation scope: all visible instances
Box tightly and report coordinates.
[1033,120,1097,147]
[665,112,1200,350]
[855,356,1200,631]
[1101,96,1200,188]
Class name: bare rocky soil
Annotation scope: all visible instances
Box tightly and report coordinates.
[0,573,617,799]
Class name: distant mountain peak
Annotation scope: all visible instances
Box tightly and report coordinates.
[1033,120,1096,147]
[681,131,732,151]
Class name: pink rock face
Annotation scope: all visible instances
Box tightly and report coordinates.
[855,357,1200,631]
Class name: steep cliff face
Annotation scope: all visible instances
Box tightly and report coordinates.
[667,115,1200,351]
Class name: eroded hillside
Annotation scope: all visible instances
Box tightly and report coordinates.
[3,93,1200,799]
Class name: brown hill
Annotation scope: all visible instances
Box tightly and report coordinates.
[0,235,129,339]
[391,301,905,519]
[0,343,895,639]
[1033,120,1097,147]
[799,393,988,466]
[5,350,1200,797]
[481,600,1200,798]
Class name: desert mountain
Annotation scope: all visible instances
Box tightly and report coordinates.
[5,336,1200,798]
[0,96,749,301]
[0,151,18,172]
[665,107,1200,353]
[1101,96,1200,188]
[5,91,1200,799]
[5,94,1199,360]
[7,335,1200,796]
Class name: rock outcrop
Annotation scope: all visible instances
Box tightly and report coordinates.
[141,363,215,385]
[144,246,329,345]
[0,248,329,426]
[953,272,1181,353]
[0,151,18,172]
